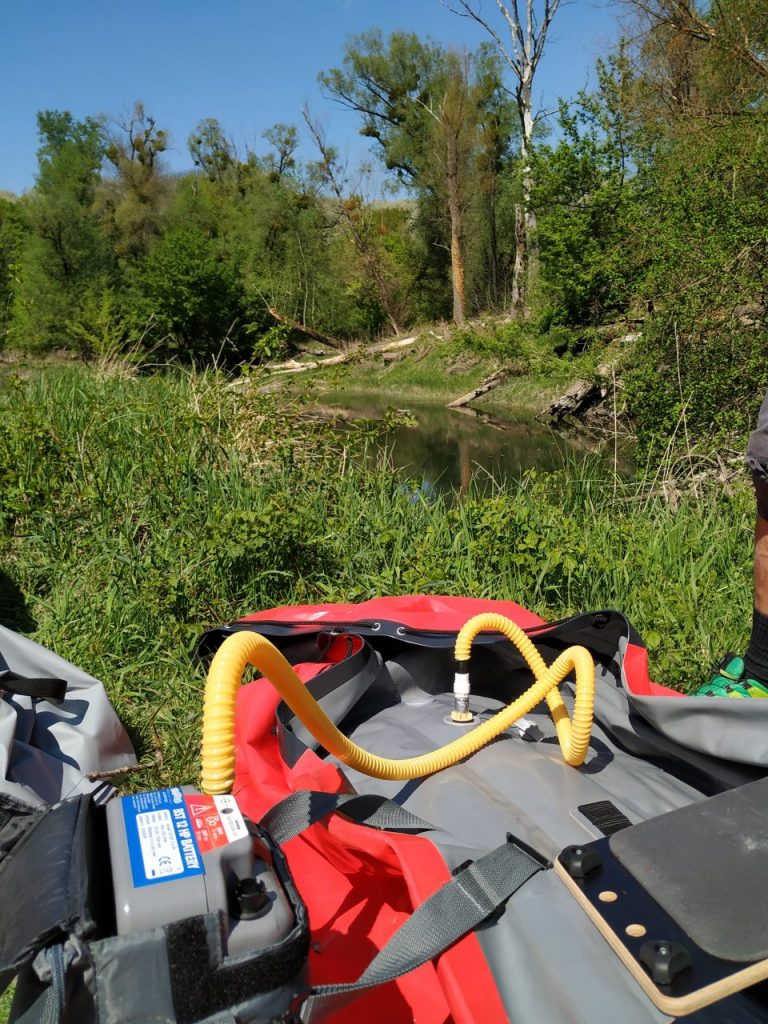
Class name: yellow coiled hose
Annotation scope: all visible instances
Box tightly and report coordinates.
[200,613,595,794]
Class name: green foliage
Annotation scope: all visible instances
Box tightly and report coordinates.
[0,197,25,348]
[452,321,527,360]
[65,281,128,360]
[620,81,768,447]
[12,111,112,349]
[533,55,638,325]
[127,227,251,359]
[248,322,290,362]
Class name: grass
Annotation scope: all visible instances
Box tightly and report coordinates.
[0,359,757,1020]
[302,328,585,420]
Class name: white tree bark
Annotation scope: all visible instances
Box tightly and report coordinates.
[449,0,562,315]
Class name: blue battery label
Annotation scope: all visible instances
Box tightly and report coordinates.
[122,787,205,888]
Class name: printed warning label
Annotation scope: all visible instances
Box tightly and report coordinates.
[123,788,205,888]
[184,793,248,853]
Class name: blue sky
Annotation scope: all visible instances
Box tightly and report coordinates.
[1,0,620,195]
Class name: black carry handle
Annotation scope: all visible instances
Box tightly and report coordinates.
[0,668,66,702]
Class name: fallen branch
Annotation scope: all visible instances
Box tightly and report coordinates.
[270,353,351,374]
[269,335,419,376]
[375,335,418,353]
[447,369,509,409]
[268,307,347,351]
[542,379,608,423]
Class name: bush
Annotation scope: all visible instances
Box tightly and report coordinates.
[127,228,253,361]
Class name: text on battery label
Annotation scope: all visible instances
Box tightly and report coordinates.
[137,809,184,877]
[123,788,205,887]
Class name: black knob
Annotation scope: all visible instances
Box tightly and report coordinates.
[236,877,270,919]
[559,844,602,879]
[639,940,692,986]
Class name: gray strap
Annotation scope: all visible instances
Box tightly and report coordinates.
[9,986,60,1024]
[261,790,433,845]
[299,838,547,1022]
[10,947,67,1024]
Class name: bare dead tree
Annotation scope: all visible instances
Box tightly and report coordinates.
[447,0,563,315]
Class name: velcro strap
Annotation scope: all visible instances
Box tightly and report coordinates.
[578,800,632,837]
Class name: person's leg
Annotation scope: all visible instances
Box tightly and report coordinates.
[754,510,768,615]
[743,474,768,685]
[743,388,768,686]
[695,396,768,696]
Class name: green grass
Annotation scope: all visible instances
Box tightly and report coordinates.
[0,360,758,1019]
[303,330,584,418]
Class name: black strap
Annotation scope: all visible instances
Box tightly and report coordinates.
[0,651,66,702]
[297,837,548,1022]
[578,800,632,837]
[261,790,434,845]
[275,638,383,767]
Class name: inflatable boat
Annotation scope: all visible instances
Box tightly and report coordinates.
[2,595,768,1023]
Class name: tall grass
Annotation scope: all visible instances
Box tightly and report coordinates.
[0,364,757,792]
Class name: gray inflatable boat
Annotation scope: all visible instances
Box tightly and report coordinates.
[3,595,768,1024]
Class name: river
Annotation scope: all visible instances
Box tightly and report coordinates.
[318,391,627,494]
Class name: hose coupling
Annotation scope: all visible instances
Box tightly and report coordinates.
[451,664,474,723]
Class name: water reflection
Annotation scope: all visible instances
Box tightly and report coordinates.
[316,393,625,495]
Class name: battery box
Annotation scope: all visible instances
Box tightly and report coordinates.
[106,786,294,956]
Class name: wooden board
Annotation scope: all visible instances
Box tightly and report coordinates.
[555,845,768,1017]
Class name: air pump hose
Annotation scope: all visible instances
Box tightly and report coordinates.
[454,613,595,767]
[200,617,595,794]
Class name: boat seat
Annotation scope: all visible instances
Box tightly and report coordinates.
[556,777,768,1016]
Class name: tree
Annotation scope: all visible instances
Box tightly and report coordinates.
[100,102,169,259]
[320,32,511,323]
[416,51,477,323]
[625,0,768,88]
[607,1,768,447]
[128,226,250,360]
[0,196,25,347]
[532,54,639,324]
[13,111,110,349]
[189,117,236,184]
[449,0,563,315]
[262,123,299,184]
[304,109,412,333]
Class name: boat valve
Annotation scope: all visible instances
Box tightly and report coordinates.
[451,661,474,723]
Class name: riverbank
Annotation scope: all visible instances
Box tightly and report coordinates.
[276,324,601,424]
[1,363,757,799]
